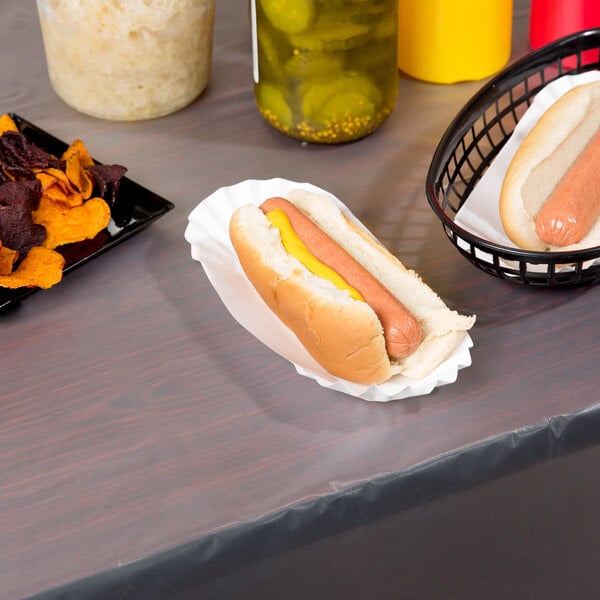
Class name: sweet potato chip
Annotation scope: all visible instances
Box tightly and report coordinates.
[35,167,83,207]
[0,245,64,289]
[63,138,94,168]
[32,195,111,249]
[0,244,19,276]
[62,139,94,199]
[0,114,18,135]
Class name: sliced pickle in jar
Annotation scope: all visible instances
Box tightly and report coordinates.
[307,5,386,26]
[353,7,386,24]
[320,91,376,120]
[319,0,385,7]
[300,72,382,121]
[284,50,345,81]
[256,22,288,82]
[299,92,382,143]
[296,74,387,143]
[347,38,397,74]
[259,0,316,35]
[289,20,372,52]
[372,14,396,40]
[255,83,294,132]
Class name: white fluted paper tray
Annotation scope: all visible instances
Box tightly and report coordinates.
[184,178,473,402]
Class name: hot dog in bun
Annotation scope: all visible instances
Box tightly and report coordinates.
[500,81,600,251]
[229,189,475,385]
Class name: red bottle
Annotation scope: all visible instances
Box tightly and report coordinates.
[529,0,600,49]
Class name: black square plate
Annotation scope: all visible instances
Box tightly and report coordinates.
[1,114,175,313]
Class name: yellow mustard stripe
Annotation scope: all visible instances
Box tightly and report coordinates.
[265,208,364,302]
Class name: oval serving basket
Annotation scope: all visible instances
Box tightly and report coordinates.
[426,28,600,287]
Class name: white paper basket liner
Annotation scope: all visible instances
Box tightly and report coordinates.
[455,71,600,272]
[185,178,473,402]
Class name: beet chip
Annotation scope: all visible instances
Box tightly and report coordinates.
[0,130,62,180]
[87,163,127,208]
[0,180,46,253]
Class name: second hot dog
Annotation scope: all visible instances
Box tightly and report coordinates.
[500,81,600,251]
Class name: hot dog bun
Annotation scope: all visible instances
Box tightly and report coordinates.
[500,81,600,251]
[229,189,475,385]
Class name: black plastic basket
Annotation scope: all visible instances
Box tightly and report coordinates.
[426,28,600,287]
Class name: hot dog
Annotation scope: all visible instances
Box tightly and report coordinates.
[259,196,422,359]
[229,189,475,385]
[500,81,600,251]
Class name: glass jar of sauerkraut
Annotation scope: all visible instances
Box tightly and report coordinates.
[36,0,215,121]
[251,0,398,144]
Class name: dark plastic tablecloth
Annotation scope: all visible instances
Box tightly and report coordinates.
[30,404,600,599]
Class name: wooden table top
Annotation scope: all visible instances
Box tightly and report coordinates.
[3,1,599,598]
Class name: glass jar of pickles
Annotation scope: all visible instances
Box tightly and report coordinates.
[251,0,398,144]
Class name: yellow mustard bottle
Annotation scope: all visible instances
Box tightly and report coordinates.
[251,0,399,144]
[398,0,513,84]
